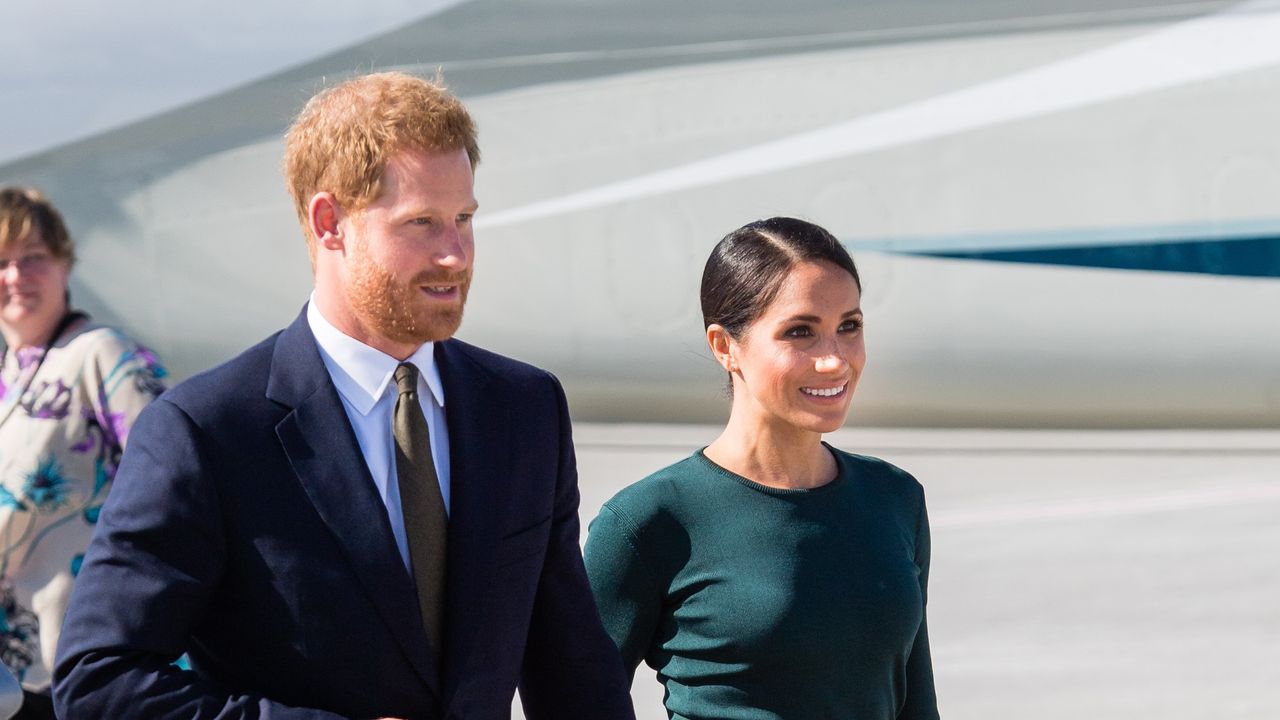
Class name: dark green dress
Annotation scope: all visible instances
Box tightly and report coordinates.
[584,445,939,720]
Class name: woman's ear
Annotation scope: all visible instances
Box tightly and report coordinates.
[308,192,346,252]
[706,324,736,373]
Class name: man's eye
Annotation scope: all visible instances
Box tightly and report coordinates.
[457,214,473,224]
[412,217,434,226]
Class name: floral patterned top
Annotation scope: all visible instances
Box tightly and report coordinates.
[0,320,165,690]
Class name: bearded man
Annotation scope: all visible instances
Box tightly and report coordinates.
[52,72,635,720]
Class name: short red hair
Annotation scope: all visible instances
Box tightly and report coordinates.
[283,71,479,257]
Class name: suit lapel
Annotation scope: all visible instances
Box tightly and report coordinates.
[436,340,512,695]
[266,309,441,698]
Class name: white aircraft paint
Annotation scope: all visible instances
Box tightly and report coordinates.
[478,0,1280,229]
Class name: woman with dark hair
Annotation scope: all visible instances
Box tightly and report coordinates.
[0,187,165,718]
[585,217,938,719]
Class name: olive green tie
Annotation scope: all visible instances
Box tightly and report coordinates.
[393,362,448,666]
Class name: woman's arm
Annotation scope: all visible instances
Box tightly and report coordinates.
[583,503,666,680]
[86,330,166,450]
[900,493,940,720]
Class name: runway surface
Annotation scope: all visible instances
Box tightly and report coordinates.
[515,425,1280,719]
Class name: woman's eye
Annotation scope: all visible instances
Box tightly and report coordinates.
[784,326,812,338]
[839,319,863,333]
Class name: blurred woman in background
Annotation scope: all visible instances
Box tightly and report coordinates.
[0,187,165,718]
[585,217,938,719]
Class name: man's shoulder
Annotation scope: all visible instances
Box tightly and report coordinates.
[159,330,283,418]
[441,337,557,388]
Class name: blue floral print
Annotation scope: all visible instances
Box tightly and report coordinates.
[0,325,165,686]
[22,457,70,512]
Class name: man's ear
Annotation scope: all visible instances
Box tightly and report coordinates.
[706,324,737,373]
[308,192,346,252]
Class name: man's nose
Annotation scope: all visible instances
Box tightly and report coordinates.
[434,227,470,269]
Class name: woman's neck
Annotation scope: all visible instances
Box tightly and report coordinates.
[704,410,836,490]
[2,308,75,351]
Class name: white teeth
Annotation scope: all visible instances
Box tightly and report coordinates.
[801,384,845,397]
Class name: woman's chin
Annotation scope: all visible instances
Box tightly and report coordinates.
[792,409,852,435]
[0,309,26,329]
[1,307,52,337]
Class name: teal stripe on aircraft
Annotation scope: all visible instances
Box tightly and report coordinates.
[913,236,1280,278]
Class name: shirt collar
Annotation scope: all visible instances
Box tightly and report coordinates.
[307,295,446,416]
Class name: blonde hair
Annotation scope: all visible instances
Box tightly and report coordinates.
[0,186,75,266]
[284,71,479,256]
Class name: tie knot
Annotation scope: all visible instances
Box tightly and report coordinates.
[394,362,419,396]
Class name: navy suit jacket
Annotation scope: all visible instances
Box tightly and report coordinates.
[53,309,634,719]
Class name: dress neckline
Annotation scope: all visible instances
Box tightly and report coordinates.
[693,442,846,497]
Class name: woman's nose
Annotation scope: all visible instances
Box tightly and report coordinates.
[815,343,848,373]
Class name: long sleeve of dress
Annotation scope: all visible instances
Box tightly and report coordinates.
[584,503,666,680]
[899,493,940,720]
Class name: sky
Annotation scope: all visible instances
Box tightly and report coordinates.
[0,0,461,164]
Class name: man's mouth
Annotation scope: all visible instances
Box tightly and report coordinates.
[422,285,458,298]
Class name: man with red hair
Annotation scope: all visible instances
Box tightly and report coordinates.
[54,72,634,720]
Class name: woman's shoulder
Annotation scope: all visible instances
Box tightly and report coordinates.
[63,322,150,358]
[62,323,166,390]
[591,453,716,564]
[599,452,714,525]
[827,445,925,500]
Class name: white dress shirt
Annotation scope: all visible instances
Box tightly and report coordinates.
[307,298,451,572]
